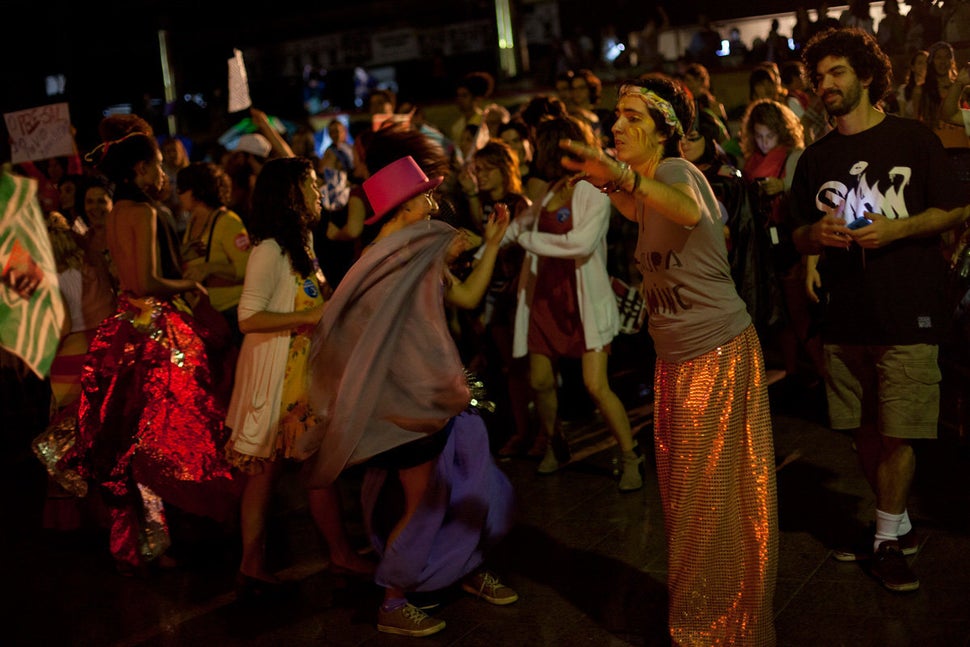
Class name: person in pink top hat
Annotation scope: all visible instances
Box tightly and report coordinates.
[298,156,519,637]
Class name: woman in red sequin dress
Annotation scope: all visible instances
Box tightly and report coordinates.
[55,121,238,574]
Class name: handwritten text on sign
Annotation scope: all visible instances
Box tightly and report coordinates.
[4,103,73,165]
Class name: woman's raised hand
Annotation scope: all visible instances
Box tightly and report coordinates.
[559,139,625,190]
[484,202,511,246]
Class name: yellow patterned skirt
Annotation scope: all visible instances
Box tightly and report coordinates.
[653,324,777,646]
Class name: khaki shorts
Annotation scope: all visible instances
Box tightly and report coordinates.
[824,343,941,439]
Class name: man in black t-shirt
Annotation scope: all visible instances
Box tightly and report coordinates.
[791,28,969,593]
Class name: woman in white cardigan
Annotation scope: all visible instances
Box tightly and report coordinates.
[225,157,373,597]
[506,116,640,490]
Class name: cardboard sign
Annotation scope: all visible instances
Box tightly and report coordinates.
[228,48,252,113]
[3,103,73,165]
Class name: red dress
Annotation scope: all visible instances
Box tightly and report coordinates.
[527,198,587,358]
[56,293,238,569]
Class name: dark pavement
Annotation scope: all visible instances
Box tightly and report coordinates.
[5,331,970,646]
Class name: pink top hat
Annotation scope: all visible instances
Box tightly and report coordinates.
[362,156,444,225]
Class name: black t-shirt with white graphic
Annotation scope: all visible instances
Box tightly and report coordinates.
[789,115,964,345]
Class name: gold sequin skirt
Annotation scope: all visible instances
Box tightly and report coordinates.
[654,324,777,646]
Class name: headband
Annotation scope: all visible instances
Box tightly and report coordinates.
[618,85,684,137]
[84,131,146,163]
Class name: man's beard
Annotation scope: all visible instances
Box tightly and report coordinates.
[822,82,863,117]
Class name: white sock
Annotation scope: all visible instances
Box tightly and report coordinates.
[898,510,913,536]
[874,509,904,551]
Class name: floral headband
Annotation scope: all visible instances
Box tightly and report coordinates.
[618,85,684,137]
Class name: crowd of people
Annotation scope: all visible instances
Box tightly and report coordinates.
[4,13,970,643]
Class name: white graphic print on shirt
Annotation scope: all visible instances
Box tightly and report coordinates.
[815,161,912,223]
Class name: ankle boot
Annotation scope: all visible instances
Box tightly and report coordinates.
[618,449,643,491]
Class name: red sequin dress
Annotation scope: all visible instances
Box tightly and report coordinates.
[56,293,238,569]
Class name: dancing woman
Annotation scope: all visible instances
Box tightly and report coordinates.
[560,75,778,645]
[53,122,238,575]
[298,156,517,637]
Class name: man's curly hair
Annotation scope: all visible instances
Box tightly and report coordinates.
[802,27,893,106]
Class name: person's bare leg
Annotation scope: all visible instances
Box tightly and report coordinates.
[581,350,634,452]
[307,484,375,574]
[385,460,434,548]
[876,437,914,516]
[530,353,558,444]
[382,459,435,602]
[238,461,283,582]
[853,421,881,491]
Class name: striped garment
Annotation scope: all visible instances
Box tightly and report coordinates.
[0,170,65,377]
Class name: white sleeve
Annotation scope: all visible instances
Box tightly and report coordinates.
[237,241,285,320]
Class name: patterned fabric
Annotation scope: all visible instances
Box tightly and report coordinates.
[277,272,325,457]
[653,324,777,646]
[56,293,238,568]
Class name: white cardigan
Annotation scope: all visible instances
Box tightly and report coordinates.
[225,238,300,459]
[509,180,619,358]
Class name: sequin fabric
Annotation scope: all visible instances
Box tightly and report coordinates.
[57,293,239,568]
[32,401,88,497]
[653,325,778,646]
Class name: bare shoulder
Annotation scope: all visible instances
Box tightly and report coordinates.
[112,200,157,227]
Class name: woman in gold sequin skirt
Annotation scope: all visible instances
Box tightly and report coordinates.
[560,75,778,645]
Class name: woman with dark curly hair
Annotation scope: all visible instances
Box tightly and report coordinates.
[225,157,374,597]
[560,74,777,645]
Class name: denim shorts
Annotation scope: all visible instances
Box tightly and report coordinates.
[823,343,940,439]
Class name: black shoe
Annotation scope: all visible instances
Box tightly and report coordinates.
[864,541,919,592]
[833,525,919,562]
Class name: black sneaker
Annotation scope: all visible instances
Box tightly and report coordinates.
[832,526,919,562]
[865,541,919,592]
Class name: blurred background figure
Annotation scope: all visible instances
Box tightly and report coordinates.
[895,49,929,119]
[160,137,191,230]
[177,161,251,357]
[740,98,824,393]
